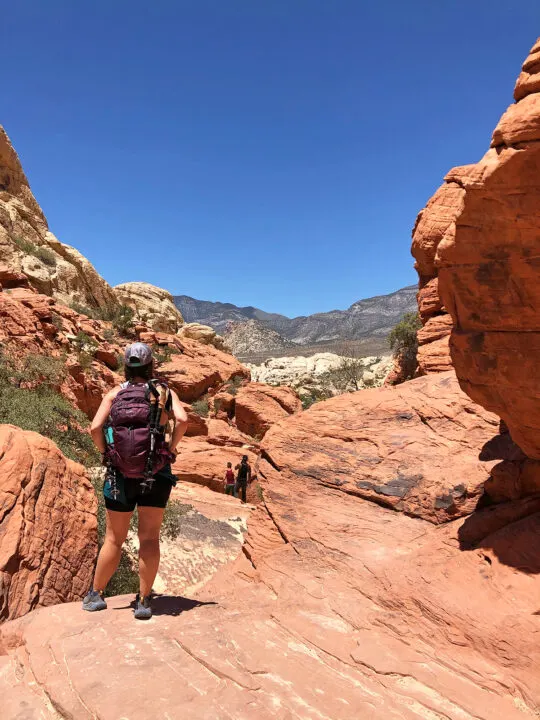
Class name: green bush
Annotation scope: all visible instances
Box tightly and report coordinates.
[225,375,244,396]
[161,500,191,540]
[11,236,36,254]
[98,304,135,337]
[11,236,57,266]
[0,351,99,466]
[35,246,57,266]
[388,312,422,381]
[70,301,98,318]
[153,344,179,364]
[51,313,64,332]
[191,398,209,417]
[68,302,135,337]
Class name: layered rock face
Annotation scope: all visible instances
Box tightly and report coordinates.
[0,426,97,622]
[413,38,540,465]
[114,281,184,333]
[0,126,118,310]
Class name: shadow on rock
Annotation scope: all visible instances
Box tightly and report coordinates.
[114,595,217,616]
[458,494,540,574]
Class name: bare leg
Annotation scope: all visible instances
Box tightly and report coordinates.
[137,506,165,597]
[93,510,133,592]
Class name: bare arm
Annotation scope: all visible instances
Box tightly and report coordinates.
[90,389,117,453]
[169,390,188,454]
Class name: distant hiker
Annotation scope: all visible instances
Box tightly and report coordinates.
[82,342,188,620]
[235,455,251,503]
[224,462,236,496]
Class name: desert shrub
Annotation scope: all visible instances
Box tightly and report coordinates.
[73,331,98,353]
[255,483,264,502]
[161,500,192,541]
[11,236,57,266]
[225,375,244,396]
[102,327,115,343]
[51,313,64,331]
[98,304,135,337]
[35,246,57,266]
[70,301,98,318]
[11,236,36,254]
[0,350,99,466]
[153,344,180,364]
[191,398,209,417]
[19,354,65,386]
[388,312,422,381]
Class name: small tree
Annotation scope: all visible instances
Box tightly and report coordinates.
[388,312,421,381]
[320,342,366,393]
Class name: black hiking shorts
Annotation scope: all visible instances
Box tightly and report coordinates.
[103,464,177,512]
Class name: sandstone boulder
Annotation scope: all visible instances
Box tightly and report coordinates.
[234,382,302,439]
[0,425,97,622]
[263,371,498,524]
[178,322,227,351]
[0,126,118,310]
[114,281,184,333]
[154,335,249,402]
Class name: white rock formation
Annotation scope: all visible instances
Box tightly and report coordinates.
[247,352,393,398]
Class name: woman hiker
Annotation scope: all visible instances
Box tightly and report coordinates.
[82,342,188,619]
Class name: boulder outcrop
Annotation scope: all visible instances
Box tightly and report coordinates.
[140,331,250,402]
[234,382,302,439]
[0,126,118,310]
[247,352,392,396]
[412,37,540,469]
[114,281,184,333]
[263,371,498,523]
[0,425,97,622]
[178,322,227,351]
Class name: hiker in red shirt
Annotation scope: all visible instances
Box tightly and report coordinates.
[224,462,236,496]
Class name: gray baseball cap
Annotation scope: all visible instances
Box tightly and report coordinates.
[124,342,153,368]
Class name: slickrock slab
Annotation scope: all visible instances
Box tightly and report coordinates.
[0,425,97,622]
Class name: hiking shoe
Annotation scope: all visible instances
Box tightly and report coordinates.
[82,590,107,612]
[134,594,152,620]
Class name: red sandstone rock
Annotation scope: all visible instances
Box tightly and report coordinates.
[158,336,249,402]
[234,382,302,439]
[416,314,453,374]
[263,371,498,524]
[0,425,97,622]
[206,418,251,447]
[182,402,208,437]
[413,38,540,465]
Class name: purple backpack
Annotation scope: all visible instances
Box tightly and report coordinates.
[107,382,172,479]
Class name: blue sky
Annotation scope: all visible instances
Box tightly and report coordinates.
[3,1,540,317]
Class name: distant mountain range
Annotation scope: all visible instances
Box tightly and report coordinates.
[174,285,418,359]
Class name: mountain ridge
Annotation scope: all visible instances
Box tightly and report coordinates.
[174,284,418,349]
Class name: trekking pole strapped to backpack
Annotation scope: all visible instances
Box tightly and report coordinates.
[141,380,168,493]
